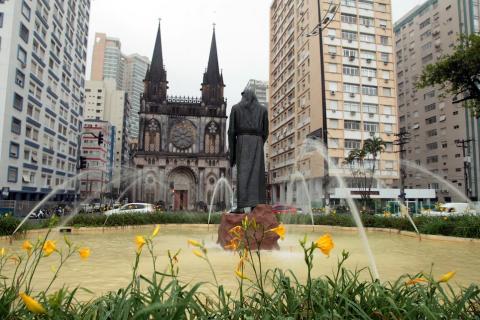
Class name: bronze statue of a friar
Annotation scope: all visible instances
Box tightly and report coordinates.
[228,89,269,212]
[217,89,280,250]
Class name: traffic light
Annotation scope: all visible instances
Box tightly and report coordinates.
[79,156,87,169]
[97,132,104,145]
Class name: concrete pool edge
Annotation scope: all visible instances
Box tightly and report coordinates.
[3,224,480,244]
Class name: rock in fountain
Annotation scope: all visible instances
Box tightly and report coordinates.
[218,90,280,250]
[217,204,280,250]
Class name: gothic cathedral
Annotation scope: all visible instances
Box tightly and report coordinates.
[132,24,229,210]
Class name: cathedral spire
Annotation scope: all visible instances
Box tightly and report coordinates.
[150,20,166,83]
[204,25,223,86]
[201,25,225,105]
[143,20,168,102]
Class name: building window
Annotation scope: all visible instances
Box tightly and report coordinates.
[342,30,357,41]
[425,116,437,124]
[7,167,18,183]
[344,120,361,130]
[13,93,23,111]
[362,68,376,78]
[15,70,25,87]
[380,53,389,62]
[425,103,436,112]
[362,85,378,96]
[343,65,359,76]
[22,1,31,21]
[344,101,360,112]
[364,122,378,132]
[379,36,389,45]
[345,139,361,149]
[0,12,3,28]
[9,142,19,158]
[11,117,21,134]
[341,13,356,24]
[19,23,29,43]
[343,48,358,58]
[382,87,392,96]
[359,33,375,43]
[17,46,27,64]
[384,123,393,133]
[363,103,378,113]
[344,83,360,93]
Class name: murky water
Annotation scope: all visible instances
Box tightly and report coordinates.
[1,225,479,298]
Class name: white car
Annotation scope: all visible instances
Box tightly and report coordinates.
[424,203,477,216]
[104,203,155,216]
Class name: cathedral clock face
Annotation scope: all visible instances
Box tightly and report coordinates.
[170,121,195,149]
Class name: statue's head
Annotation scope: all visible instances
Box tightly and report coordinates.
[240,89,258,106]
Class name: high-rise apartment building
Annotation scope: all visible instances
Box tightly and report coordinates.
[269,0,399,204]
[124,54,149,139]
[79,120,114,199]
[84,80,130,194]
[394,0,480,201]
[90,33,149,139]
[245,79,269,107]
[0,0,90,202]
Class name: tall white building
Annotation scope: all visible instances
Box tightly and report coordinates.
[90,33,149,140]
[124,54,149,139]
[269,0,399,205]
[84,80,130,194]
[394,0,480,201]
[0,0,90,202]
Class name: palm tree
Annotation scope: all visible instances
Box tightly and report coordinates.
[344,148,368,201]
[363,137,386,198]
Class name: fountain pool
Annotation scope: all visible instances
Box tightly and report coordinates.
[2,225,479,297]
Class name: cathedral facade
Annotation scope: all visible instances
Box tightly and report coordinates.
[132,24,229,210]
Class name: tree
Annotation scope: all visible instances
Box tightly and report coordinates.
[344,138,386,209]
[416,34,480,116]
[363,137,386,197]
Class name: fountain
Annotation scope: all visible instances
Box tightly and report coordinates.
[401,160,471,204]
[207,177,234,227]
[11,170,92,236]
[286,171,314,226]
[301,138,380,279]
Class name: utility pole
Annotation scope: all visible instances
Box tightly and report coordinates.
[455,139,473,199]
[393,131,411,205]
[307,0,339,206]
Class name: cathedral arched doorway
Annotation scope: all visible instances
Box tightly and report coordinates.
[167,167,196,211]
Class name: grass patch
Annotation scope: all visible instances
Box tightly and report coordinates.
[1,212,480,239]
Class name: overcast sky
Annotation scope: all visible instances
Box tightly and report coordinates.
[86,0,425,106]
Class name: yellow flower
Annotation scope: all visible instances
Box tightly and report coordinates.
[42,240,56,257]
[192,249,204,258]
[187,239,202,247]
[19,292,46,314]
[229,226,243,236]
[0,248,5,257]
[22,240,33,255]
[314,234,334,256]
[151,225,160,238]
[224,238,240,250]
[268,224,286,240]
[78,247,91,261]
[235,269,249,280]
[438,271,456,283]
[135,236,146,253]
[405,277,428,285]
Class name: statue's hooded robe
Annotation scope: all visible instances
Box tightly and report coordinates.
[228,90,269,209]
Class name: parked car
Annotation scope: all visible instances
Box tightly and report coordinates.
[272,204,297,214]
[423,203,477,216]
[104,203,155,216]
